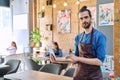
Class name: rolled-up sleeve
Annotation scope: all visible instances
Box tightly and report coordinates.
[96,34,106,62]
[74,35,80,56]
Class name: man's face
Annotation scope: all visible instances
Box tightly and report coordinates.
[79,11,92,29]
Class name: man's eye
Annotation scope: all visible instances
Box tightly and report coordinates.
[80,18,83,20]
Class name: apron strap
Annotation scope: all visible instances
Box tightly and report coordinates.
[80,28,94,44]
[90,28,94,44]
[80,32,85,43]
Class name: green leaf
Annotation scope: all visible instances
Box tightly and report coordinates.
[30,26,49,46]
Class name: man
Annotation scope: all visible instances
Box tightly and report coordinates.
[50,6,106,80]
[66,6,106,80]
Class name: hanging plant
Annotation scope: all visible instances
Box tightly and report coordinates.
[30,26,48,47]
[30,27,42,47]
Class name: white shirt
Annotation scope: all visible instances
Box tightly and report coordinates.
[6,46,17,55]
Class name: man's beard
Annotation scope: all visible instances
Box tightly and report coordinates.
[82,21,91,29]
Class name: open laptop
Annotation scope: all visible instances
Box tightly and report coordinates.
[47,45,56,60]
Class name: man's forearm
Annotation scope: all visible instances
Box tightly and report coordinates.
[56,57,65,61]
[56,57,73,62]
[76,57,103,66]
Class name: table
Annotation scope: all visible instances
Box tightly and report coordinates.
[0,65,9,69]
[33,48,46,57]
[0,50,12,56]
[4,70,73,80]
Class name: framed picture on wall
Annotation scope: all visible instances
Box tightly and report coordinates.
[57,9,71,34]
[99,3,114,26]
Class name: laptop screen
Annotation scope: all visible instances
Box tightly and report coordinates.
[47,45,56,59]
[47,46,54,53]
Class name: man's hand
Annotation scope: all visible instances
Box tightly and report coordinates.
[50,53,56,63]
[66,54,103,66]
[66,54,78,63]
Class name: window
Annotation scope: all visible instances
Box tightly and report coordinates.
[0,7,12,52]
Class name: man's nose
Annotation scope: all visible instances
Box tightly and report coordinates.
[82,20,86,24]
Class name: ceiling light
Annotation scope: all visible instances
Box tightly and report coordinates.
[24,2,28,8]
[53,4,56,8]
[76,0,80,4]
[42,6,45,10]
[79,0,87,1]
[11,0,14,6]
[64,2,67,6]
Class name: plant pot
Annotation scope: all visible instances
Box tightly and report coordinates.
[36,42,42,48]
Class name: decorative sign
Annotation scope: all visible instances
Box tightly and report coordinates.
[57,9,71,33]
[99,3,114,26]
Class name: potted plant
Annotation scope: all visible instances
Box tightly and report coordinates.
[34,59,42,64]
[30,27,42,48]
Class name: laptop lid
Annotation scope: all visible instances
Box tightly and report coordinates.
[47,45,56,60]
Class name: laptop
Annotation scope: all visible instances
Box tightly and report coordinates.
[47,45,56,60]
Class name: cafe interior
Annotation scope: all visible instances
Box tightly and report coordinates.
[0,0,119,80]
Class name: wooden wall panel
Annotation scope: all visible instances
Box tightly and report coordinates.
[114,0,120,77]
[35,0,96,53]
[35,0,53,50]
[52,0,79,52]
[28,0,35,32]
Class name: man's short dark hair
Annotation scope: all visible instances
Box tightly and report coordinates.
[78,6,92,18]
